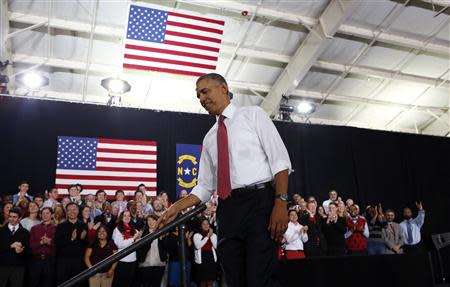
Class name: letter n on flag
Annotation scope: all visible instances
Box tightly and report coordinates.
[123,3,225,77]
[176,143,201,197]
[55,136,157,197]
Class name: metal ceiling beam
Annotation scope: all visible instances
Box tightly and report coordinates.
[390,0,450,15]
[176,0,450,57]
[1,0,13,91]
[421,111,450,135]
[12,53,448,115]
[9,5,450,57]
[260,0,359,115]
[314,60,450,88]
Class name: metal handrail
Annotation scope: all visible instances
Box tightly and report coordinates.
[58,204,206,287]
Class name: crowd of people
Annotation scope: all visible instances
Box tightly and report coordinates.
[0,181,426,287]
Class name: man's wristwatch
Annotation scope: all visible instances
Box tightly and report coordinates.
[275,193,288,202]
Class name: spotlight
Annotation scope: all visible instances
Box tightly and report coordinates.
[101,77,131,95]
[297,102,315,115]
[17,72,49,89]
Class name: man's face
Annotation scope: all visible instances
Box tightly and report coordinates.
[97,192,106,203]
[86,194,95,203]
[307,202,316,213]
[34,197,43,207]
[41,209,52,222]
[329,191,337,201]
[66,204,79,220]
[8,212,20,225]
[116,192,124,201]
[103,204,111,215]
[153,199,163,211]
[69,187,78,197]
[288,211,298,223]
[346,199,354,207]
[50,189,59,200]
[196,78,230,115]
[386,211,395,222]
[403,207,413,220]
[19,183,29,194]
[111,204,119,216]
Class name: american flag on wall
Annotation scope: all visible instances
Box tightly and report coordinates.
[123,4,224,77]
[55,136,157,197]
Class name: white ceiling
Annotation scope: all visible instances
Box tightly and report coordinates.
[1,0,449,137]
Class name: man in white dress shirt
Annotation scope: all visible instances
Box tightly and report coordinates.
[400,202,425,254]
[322,190,338,214]
[159,73,291,287]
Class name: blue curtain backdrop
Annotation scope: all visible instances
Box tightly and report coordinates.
[1,96,449,237]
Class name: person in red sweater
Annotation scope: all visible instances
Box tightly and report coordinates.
[29,207,56,287]
[345,204,369,255]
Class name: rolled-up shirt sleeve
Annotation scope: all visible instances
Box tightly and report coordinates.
[190,143,216,204]
[254,107,292,176]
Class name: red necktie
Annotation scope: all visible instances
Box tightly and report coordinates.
[217,115,231,199]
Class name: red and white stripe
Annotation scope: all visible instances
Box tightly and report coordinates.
[123,9,224,77]
[56,138,157,197]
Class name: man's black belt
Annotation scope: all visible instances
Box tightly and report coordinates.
[232,182,272,194]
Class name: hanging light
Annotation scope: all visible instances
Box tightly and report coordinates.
[297,102,315,115]
[101,77,131,95]
[17,72,49,89]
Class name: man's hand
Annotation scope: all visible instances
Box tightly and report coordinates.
[71,229,77,241]
[157,194,201,229]
[80,230,87,240]
[416,202,423,210]
[268,200,288,241]
[15,244,24,254]
[157,205,180,229]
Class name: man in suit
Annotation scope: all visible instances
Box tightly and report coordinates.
[382,209,403,254]
[0,207,30,287]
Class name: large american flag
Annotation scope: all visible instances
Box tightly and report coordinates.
[123,4,224,77]
[55,136,157,197]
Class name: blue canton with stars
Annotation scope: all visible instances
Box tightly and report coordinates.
[57,136,98,170]
[126,5,169,43]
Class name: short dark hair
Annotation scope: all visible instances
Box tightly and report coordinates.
[115,190,125,196]
[385,209,395,214]
[196,73,227,85]
[65,202,78,211]
[96,189,106,196]
[48,187,58,193]
[288,209,298,216]
[196,73,233,99]
[34,194,44,200]
[67,184,77,191]
[9,207,22,218]
[41,207,53,215]
[18,180,29,186]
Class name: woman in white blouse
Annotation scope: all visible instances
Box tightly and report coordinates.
[112,210,140,287]
[284,209,308,259]
[193,218,218,287]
